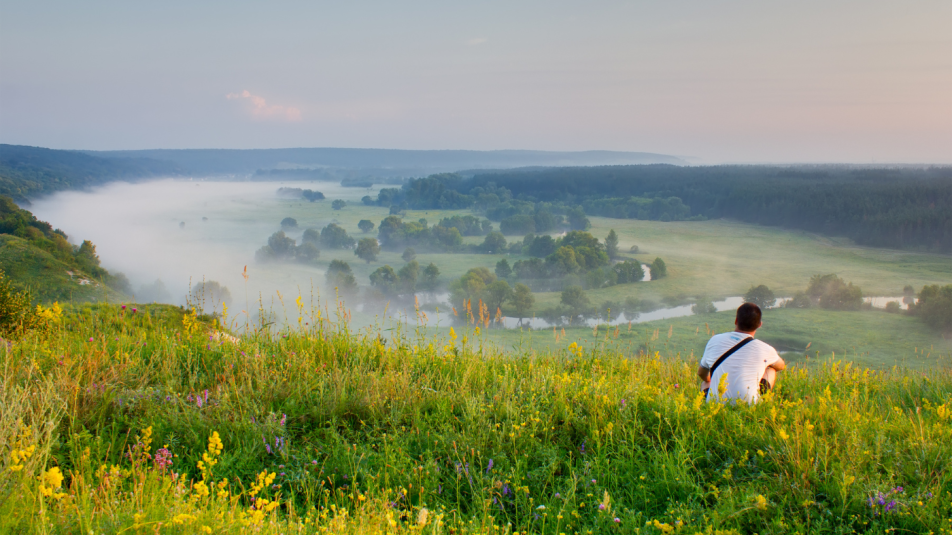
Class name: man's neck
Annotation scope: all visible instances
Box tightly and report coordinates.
[735,329,756,337]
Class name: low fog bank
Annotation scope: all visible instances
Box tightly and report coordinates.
[30,179,383,325]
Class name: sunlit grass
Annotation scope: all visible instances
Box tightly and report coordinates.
[2,301,950,533]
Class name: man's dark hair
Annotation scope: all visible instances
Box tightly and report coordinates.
[736,303,762,332]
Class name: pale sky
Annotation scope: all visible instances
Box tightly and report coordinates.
[1,0,950,163]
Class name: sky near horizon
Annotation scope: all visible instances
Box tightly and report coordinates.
[0,1,949,163]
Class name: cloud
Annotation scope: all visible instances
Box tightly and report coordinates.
[466,37,487,46]
[226,90,302,122]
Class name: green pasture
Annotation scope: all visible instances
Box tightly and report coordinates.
[477,307,952,372]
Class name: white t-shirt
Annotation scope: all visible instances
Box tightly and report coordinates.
[700,332,781,404]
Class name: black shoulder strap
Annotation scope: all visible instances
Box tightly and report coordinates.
[710,337,754,376]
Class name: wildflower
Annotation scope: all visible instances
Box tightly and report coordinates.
[755,494,768,510]
[614,517,621,523]
[152,448,172,470]
[486,459,494,473]
[38,466,66,499]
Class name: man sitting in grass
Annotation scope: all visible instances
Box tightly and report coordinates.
[698,303,785,403]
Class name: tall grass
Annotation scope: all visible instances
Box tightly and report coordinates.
[1,300,950,534]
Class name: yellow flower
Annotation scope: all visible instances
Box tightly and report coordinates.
[38,467,66,498]
[172,513,196,525]
[754,494,768,510]
[777,429,789,441]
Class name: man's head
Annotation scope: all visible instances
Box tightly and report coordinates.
[735,302,762,332]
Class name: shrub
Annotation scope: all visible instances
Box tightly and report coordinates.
[0,269,35,338]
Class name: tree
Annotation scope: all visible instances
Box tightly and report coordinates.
[332,199,346,210]
[76,240,101,270]
[911,284,952,333]
[321,224,356,249]
[605,229,619,260]
[561,285,590,318]
[807,274,863,310]
[302,189,324,202]
[512,283,535,320]
[449,267,496,310]
[280,217,298,229]
[421,263,441,292]
[650,258,667,280]
[398,260,420,294]
[545,246,580,275]
[495,259,512,279]
[301,228,321,246]
[402,247,416,262]
[190,281,232,312]
[909,284,952,333]
[355,238,381,263]
[267,231,296,258]
[358,219,375,233]
[566,207,590,230]
[485,280,512,313]
[744,285,776,308]
[296,242,320,262]
[479,231,507,254]
[369,265,400,297]
[692,298,717,315]
[613,260,644,283]
[326,260,358,295]
[500,214,535,235]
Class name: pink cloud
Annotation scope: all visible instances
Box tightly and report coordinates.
[226,90,302,122]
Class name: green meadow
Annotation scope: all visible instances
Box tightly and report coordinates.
[2,302,951,534]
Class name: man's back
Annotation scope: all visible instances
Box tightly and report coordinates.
[701,332,781,403]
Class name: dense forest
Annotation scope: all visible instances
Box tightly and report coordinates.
[0,144,181,203]
[368,166,952,252]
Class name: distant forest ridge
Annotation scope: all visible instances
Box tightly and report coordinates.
[1,144,949,251]
[84,147,687,174]
[0,144,184,203]
[373,165,952,252]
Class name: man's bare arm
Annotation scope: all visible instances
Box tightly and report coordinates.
[769,357,786,371]
[697,366,711,382]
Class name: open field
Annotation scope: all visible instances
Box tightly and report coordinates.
[2,303,950,533]
[478,307,952,372]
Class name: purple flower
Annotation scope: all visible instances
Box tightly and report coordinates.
[122,305,126,310]
[88,338,94,342]
[154,448,172,470]
[485,459,494,474]
[614,517,621,523]
[132,308,137,313]
[280,414,286,426]
[599,503,606,510]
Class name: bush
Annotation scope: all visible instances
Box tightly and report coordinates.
[911,284,952,333]
[280,217,298,229]
[332,199,346,210]
[0,269,35,338]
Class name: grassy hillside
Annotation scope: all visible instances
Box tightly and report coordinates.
[1,304,949,533]
[0,235,121,302]
[0,195,127,303]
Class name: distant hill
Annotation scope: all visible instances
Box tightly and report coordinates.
[0,195,126,302]
[0,144,183,203]
[87,147,687,176]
